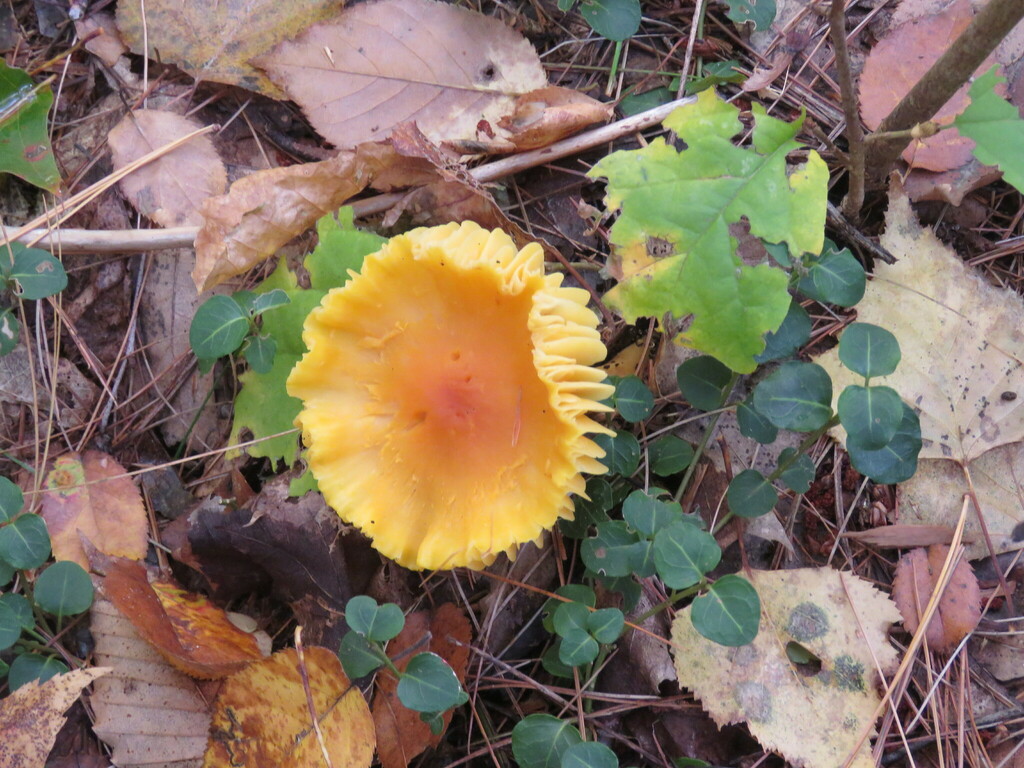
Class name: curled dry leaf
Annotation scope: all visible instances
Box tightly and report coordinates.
[204,647,374,768]
[372,603,471,768]
[255,0,547,150]
[75,11,126,67]
[497,86,613,152]
[0,667,110,768]
[97,556,265,679]
[109,110,227,228]
[892,545,982,653]
[39,450,148,569]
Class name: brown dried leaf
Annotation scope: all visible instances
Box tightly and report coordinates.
[115,0,342,97]
[97,556,265,679]
[497,86,612,151]
[844,524,965,549]
[372,603,471,768]
[39,450,148,569]
[204,647,374,768]
[892,545,982,653]
[0,667,109,768]
[109,110,227,228]
[255,0,546,150]
[75,11,126,67]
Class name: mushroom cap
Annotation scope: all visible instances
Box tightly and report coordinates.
[287,222,614,570]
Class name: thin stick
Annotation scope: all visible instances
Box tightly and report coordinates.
[828,0,865,219]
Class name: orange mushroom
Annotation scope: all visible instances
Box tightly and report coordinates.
[287,222,613,570]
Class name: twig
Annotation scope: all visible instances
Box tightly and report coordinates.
[1,97,696,256]
[828,0,865,219]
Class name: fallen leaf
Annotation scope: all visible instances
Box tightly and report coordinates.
[892,545,981,653]
[39,450,148,569]
[372,603,471,768]
[844,524,966,549]
[0,667,109,768]
[90,598,218,768]
[497,86,612,151]
[204,647,375,768]
[255,0,546,150]
[97,556,265,679]
[672,568,900,768]
[109,110,227,227]
[115,0,342,97]
[75,11,127,67]
[815,184,1024,558]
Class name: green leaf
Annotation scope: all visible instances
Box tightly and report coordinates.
[685,60,744,95]
[623,490,680,537]
[0,308,18,355]
[189,295,249,360]
[0,476,23,523]
[653,521,720,589]
[582,521,643,577]
[1,593,33,629]
[242,334,276,374]
[552,601,590,638]
[250,288,290,316]
[587,607,625,644]
[397,652,468,712]
[562,741,619,768]
[838,323,900,379]
[557,0,575,10]
[722,0,776,30]
[0,61,60,191]
[0,513,50,569]
[593,430,641,476]
[846,403,921,484]
[691,574,760,646]
[0,598,22,651]
[420,710,445,735]
[777,448,815,493]
[8,246,67,299]
[619,87,674,117]
[541,643,575,678]
[7,653,68,691]
[590,88,826,373]
[648,435,694,476]
[542,585,596,633]
[596,574,642,611]
[798,241,865,307]
[512,714,582,768]
[755,300,810,363]
[677,355,734,411]
[838,385,904,450]
[579,0,641,40]
[736,397,778,444]
[561,478,614,538]
[753,361,833,431]
[0,557,13,587]
[345,596,405,642]
[337,630,385,678]
[726,469,777,518]
[307,209,384,290]
[34,561,93,618]
[558,627,600,666]
[955,66,1024,194]
[613,375,654,422]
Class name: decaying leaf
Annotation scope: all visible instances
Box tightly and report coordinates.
[0,667,109,768]
[255,0,547,150]
[815,185,1024,558]
[372,603,471,768]
[204,647,374,768]
[497,86,612,151]
[892,546,981,653]
[116,0,342,96]
[109,110,227,227]
[91,598,218,768]
[672,568,900,768]
[97,556,265,679]
[39,450,148,569]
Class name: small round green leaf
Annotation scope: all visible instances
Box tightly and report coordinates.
[512,714,582,768]
[189,295,250,360]
[677,356,734,411]
[587,607,625,644]
[596,574,641,612]
[1,593,34,629]
[726,469,777,518]
[753,362,833,431]
[34,561,94,617]
[593,430,641,476]
[542,585,596,633]
[562,477,614,538]
[250,288,290,316]
[242,334,276,374]
[0,599,22,651]
[0,476,23,523]
[345,595,405,642]
[653,521,721,589]
[397,652,468,712]
[552,601,590,639]
[581,521,642,577]
[541,643,574,678]
[7,653,68,691]
[562,740,619,768]
[777,448,815,494]
[579,0,641,40]
[648,435,694,476]
[613,375,654,422]
[838,385,904,450]
[558,628,600,666]
[9,247,67,300]
[0,557,13,587]
[0,308,18,355]
[337,630,385,679]
[756,301,810,363]
[723,0,776,30]
[622,490,679,537]
[736,397,778,444]
[847,403,922,484]
[838,323,901,379]
[691,575,761,646]
[0,513,51,569]
[798,242,865,308]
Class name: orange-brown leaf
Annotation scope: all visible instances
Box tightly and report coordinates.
[98,557,264,679]
[498,86,612,151]
[204,647,374,768]
[372,603,471,768]
[40,450,148,569]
